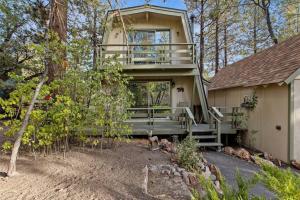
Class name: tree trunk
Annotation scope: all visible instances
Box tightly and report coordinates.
[7,68,48,177]
[253,6,257,54]
[48,0,68,82]
[252,0,278,44]
[223,15,228,67]
[199,0,205,74]
[92,7,98,70]
[264,5,278,44]
[215,1,220,74]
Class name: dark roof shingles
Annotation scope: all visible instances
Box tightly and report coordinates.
[209,34,300,90]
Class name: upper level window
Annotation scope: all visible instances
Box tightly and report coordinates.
[128,30,170,64]
[128,30,170,44]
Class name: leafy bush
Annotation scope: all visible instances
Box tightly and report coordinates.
[1,141,13,153]
[257,162,300,200]
[192,158,300,200]
[176,136,201,171]
[0,56,133,154]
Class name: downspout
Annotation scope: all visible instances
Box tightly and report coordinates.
[289,82,295,161]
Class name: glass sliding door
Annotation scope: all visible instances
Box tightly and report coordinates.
[129,81,171,108]
[128,30,170,64]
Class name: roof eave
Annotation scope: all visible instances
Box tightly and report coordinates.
[284,67,300,84]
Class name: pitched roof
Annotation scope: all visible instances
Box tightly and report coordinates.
[208,34,300,91]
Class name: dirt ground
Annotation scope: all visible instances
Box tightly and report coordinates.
[0,140,184,200]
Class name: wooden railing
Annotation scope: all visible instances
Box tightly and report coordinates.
[98,43,196,65]
[208,106,224,150]
[126,107,196,135]
[214,106,246,129]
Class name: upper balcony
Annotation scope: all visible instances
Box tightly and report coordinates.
[100,5,197,71]
[99,43,196,69]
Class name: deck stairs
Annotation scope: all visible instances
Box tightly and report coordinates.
[126,107,223,150]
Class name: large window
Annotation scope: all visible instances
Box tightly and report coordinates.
[129,81,171,108]
[128,30,170,64]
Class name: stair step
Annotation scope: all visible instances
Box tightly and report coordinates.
[192,135,217,139]
[196,142,223,147]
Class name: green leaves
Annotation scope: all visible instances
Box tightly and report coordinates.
[257,162,300,200]
[176,137,201,171]
[1,141,13,153]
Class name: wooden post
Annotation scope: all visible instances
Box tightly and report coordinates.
[127,45,130,64]
[192,44,195,64]
[191,76,196,114]
[99,46,102,68]
[217,120,221,151]
[189,119,192,138]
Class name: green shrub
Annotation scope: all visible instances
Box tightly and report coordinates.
[192,170,264,200]
[176,136,201,171]
[257,162,300,200]
[1,141,13,153]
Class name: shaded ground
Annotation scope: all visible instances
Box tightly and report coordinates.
[0,141,182,200]
[204,151,274,198]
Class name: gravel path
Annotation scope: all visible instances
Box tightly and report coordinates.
[203,151,274,199]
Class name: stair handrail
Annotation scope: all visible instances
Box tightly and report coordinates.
[184,107,197,126]
[211,106,224,118]
[208,107,223,151]
[184,107,197,137]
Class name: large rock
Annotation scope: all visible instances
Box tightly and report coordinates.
[148,136,159,150]
[224,146,235,155]
[273,158,282,167]
[263,152,273,161]
[188,173,198,186]
[291,160,300,170]
[182,171,190,185]
[209,164,222,181]
[203,166,211,180]
[160,139,173,152]
[234,148,251,161]
[251,155,274,166]
[214,180,223,195]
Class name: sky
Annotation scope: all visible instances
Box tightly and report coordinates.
[121,0,187,10]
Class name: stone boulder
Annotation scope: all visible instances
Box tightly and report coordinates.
[234,148,251,161]
[291,160,300,170]
[224,146,235,155]
[209,164,222,181]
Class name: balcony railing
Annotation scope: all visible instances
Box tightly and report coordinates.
[98,43,196,65]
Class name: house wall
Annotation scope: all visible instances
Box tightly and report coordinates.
[105,13,189,64]
[208,84,289,162]
[134,76,197,108]
[291,75,300,161]
[107,13,187,44]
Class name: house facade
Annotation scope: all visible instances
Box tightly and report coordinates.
[102,5,204,112]
[100,5,228,148]
[208,34,300,162]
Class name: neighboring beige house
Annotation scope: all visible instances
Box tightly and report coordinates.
[208,34,300,162]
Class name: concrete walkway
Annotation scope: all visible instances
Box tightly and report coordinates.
[203,151,274,199]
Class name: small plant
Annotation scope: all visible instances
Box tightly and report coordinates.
[1,141,13,153]
[256,162,300,200]
[176,136,201,171]
[241,92,258,111]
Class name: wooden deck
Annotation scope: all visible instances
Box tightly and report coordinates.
[129,122,244,136]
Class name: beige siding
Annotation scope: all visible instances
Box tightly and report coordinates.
[107,14,187,44]
[208,84,289,162]
[105,13,190,65]
[292,75,300,161]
